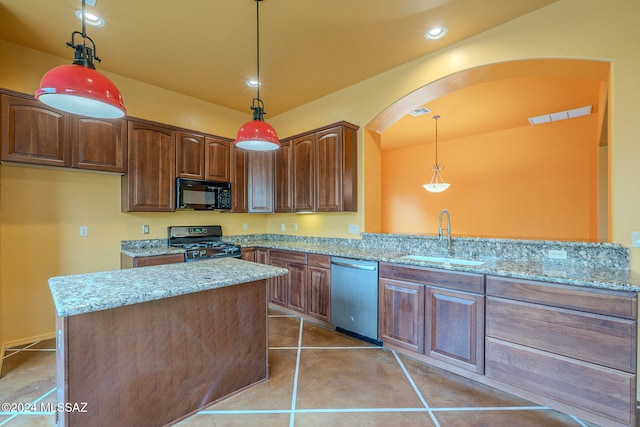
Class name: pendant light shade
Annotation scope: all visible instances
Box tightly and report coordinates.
[35,0,126,119]
[234,0,280,151]
[36,63,125,119]
[423,115,450,193]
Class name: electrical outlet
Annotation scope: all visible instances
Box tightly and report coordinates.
[348,224,359,234]
[293,223,298,232]
[142,225,149,234]
[632,232,640,248]
[243,223,248,231]
[281,223,286,231]
[79,226,88,237]
[548,249,567,260]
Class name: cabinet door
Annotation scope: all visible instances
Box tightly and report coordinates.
[379,278,425,353]
[287,263,308,314]
[269,259,288,307]
[123,121,176,212]
[315,127,343,212]
[230,147,247,213]
[293,134,315,212]
[425,286,484,373]
[71,117,126,172]
[241,247,256,262]
[274,139,293,212]
[176,131,204,179]
[247,151,273,213]
[1,94,70,166]
[204,137,230,182]
[307,265,330,322]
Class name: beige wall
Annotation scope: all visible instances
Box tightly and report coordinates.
[1,0,639,350]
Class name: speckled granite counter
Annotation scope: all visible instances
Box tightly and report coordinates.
[121,233,640,293]
[49,258,288,317]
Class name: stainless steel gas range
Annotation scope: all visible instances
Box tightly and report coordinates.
[168,225,241,262]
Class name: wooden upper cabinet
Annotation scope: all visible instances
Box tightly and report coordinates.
[204,137,231,182]
[291,122,358,213]
[1,93,70,167]
[274,139,293,213]
[176,133,231,182]
[247,150,274,213]
[230,146,248,213]
[71,116,127,172]
[293,134,315,212]
[176,131,205,179]
[122,120,176,212]
[316,124,358,212]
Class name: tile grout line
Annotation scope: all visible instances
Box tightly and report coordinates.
[392,350,441,427]
[288,317,304,427]
[0,387,57,425]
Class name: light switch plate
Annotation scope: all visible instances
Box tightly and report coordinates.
[142,225,149,234]
[281,223,286,231]
[348,224,359,234]
[80,226,88,237]
[632,232,640,248]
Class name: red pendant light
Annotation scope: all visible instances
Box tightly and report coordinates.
[35,0,125,119]
[234,0,280,151]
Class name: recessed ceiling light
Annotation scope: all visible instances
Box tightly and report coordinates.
[425,26,448,40]
[75,10,105,27]
[246,80,260,88]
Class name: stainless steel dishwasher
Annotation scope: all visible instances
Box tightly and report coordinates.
[330,257,381,345]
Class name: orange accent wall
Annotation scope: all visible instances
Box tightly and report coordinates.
[381,115,599,240]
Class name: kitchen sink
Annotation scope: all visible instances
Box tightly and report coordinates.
[400,254,485,266]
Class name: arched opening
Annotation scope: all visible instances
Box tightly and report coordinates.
[366,59,610,242]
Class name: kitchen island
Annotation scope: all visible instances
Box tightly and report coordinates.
[48,258,288,427]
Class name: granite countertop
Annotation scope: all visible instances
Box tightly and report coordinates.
[242,240,640,293]
[119,238,640,293]
[49,258,288,317]
[121,246,186,257]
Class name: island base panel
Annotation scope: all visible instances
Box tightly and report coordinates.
[56,280,268,427]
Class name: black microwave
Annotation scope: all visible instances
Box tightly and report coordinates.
[176,178,231,210]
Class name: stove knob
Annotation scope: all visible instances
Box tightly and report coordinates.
[199,249,206,257]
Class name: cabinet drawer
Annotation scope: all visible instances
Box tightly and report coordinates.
[486,275,637,319]
[379,263,484,294]
[486,337,636,427]
[487,297,636,372]
[269,249,307,264]
[307,253,330,268]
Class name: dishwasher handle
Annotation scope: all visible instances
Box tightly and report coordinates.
[331,260,377,271]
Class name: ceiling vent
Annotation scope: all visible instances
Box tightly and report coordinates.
[528,105,592,125]
[409,106,432,117]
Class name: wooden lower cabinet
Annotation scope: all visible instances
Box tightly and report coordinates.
[378,277,424,353]
[256,249,331,322]
[425,286,484,373]
[120,253,184,268]
[268,258,289,307]
[307,254,331,322]
[486,338,636,427]
[485,275,637,427]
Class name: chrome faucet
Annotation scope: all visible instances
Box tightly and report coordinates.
[439,209,452,255]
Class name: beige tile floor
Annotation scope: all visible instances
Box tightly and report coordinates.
[0,310,630,426]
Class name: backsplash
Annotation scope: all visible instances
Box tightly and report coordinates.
[121,233,630,270]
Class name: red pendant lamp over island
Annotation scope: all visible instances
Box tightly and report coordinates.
[234,0,280,151]
[35,0,125,119]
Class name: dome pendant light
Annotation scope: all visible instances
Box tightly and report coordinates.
[234,0,280,151]
[423,115,451,193]
[35,0,126,119]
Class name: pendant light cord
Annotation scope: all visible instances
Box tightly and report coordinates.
[433,115,440,166]
[255,0,261,102]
